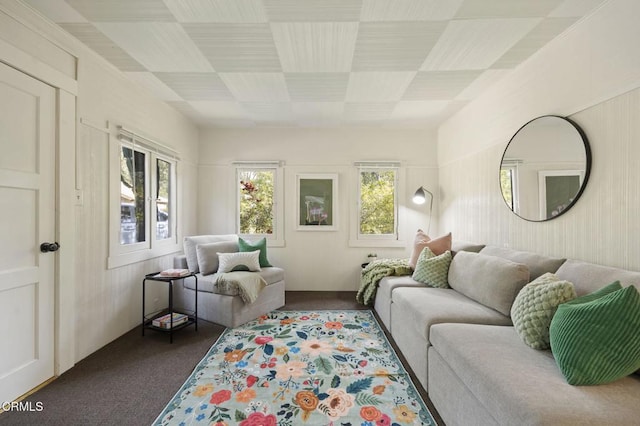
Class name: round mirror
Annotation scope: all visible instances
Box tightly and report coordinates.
[499,115,591,222]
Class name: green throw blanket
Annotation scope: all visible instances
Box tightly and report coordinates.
[356,258,412,306]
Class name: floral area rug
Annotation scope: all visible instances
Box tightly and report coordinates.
[154,310,436,426]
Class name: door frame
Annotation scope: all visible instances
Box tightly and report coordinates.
[1,39,78,377]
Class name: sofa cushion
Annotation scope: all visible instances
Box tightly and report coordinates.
[451,240,485,255]
[550,282,640,385]
[510,273,576,350]
[195,241,239,275]
[479,246,565,280]
[239,237,272,267]
[429,323,640,425]
[184,234,238,273]
[448,251,530,316]
[412,248,452,288]
[555,259,640,296]
[186,267,285,295]
[409,231,451,269]
[392,287,511,343]
[218,251,261,273]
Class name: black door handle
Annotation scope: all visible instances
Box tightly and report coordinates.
[40,242,60,253]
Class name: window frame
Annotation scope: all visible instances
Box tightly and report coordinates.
[234,162,284,247]
[350,162,405,248]
[108,127,180,269]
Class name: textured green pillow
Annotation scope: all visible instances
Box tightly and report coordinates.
[549,282,640,385]
[238,237,272,267]
[412,247,452,288]
[511,273,576,350]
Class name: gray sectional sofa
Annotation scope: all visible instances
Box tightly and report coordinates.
[374,242,640,425]
[172,235,285,328]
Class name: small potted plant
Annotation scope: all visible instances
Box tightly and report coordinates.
[367,253,378,262]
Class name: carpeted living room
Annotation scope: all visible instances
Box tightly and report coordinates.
[2,0,640,425]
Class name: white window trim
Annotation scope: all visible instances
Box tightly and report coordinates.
[234,161,285,247]
[108,126,180,269]
[349,162,406,248]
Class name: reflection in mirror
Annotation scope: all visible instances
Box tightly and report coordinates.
[500,115,591,222]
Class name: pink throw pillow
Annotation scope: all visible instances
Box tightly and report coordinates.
[409,231,452,269]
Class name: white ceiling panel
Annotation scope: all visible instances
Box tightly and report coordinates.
[455,0,564,19]
[421,18,541,71]
[189,101,248,120]
[24,0,88,23]
[352,22,447,71]
[154,72,234,101]
[347,71,416,102]
[549,0,607,17]
[26,0,608,128]
[492,17,577,69]
[163,0,267,23]
[403,70,483,100]
[96,23,214,72]
[392,100,450,120]
[219,73,290,102]
[65,0,175,21]
[360,0,464,21]
[343,102,395,121]
[271,22,359,72]
[455,69,512,100]
[184,23,281,72]
[123,72,182,101]
[265,0,363,22]
[241,102,294,124]
[60,23,145,71]
[285,73,349,102]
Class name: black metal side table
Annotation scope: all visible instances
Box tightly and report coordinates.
[142,272,198,343]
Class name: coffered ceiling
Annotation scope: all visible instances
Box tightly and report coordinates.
[24,0,607,128]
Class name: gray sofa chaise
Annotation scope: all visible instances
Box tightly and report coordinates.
[374,242,640,425]
[172,234,285,328]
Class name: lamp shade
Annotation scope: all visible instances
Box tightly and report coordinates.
[413,187,429,205]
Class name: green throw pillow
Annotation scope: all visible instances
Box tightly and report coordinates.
[412,247,452,288]
[511,273,576,350]
[238,237,272,267]
[549,282,640,385]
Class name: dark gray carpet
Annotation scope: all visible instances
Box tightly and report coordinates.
[0,291,442,425]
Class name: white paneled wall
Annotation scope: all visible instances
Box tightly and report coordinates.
[198,127,439,291]
[439,0,640,272]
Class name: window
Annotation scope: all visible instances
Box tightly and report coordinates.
[109,126,179,268]
[500,164,519,211]
[357,164,398,240]
[235,162,284,246]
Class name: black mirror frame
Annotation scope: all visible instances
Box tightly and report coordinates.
[499,115,592,222]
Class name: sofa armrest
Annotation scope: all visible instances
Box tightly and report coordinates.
[174,255,188,269]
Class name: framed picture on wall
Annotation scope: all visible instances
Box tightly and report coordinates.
[296,173,338,231]
[538,170,584,219]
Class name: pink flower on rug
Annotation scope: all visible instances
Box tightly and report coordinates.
[239,412,277,426]
[210,389,231,405]
[317,388,354,420]
[255,336,273,345]
[376,413,392,426]
[300,339,333,356]
[275,361,307,380]
[246,375,258,387]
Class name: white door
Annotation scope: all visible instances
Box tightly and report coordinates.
[0,62,56,403]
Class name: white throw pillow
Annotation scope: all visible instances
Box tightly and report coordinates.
[217,251,261,273]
